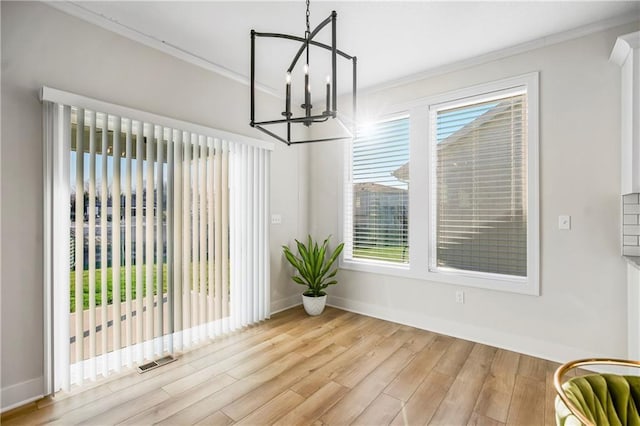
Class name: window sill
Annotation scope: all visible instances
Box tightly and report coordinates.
[340,258,412,278]
[339,258,539,296]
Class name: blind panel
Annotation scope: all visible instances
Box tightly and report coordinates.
[124,119,133,366]
[349,117,410,263]
[432,93,527,277]
[47,95,270,390]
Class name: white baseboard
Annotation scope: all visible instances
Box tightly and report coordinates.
[327,295,601,365]
[270,294,301,315]
[1,376,45,413]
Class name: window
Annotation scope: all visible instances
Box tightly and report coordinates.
[344,117,410,264]
[342,73,539,294]
[430,90,528,278]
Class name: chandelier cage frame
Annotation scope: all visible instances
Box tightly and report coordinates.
[250,10,357,145]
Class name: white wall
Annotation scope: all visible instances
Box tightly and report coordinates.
[0,1,305,410]
[2,0,637,412]
[310,23,639,363]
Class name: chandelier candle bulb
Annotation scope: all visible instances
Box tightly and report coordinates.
[304,65,311,118]
[325,75,330,113]
[285,73,291,117]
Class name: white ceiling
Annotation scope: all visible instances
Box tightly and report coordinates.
[58,1,639,94]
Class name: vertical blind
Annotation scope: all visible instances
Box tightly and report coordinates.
[430,90,527,277]
[43,88,271,392]
[345,117,410,264]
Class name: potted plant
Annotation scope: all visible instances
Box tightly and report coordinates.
[282,235,344,316]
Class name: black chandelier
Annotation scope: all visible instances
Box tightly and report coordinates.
[250,0,357,145]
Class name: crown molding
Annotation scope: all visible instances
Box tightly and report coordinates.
[361,13,640,96]
[44,1,281,98]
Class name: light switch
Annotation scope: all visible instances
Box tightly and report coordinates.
[271,214,282,225]
[558,215,571,230]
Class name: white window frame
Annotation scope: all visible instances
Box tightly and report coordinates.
[342,114,411,269]
[340,72,539,296]
[341,113,413,273]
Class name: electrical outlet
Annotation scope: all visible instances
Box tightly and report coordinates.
[456,290,465,304]
[271,214,282,225]
[558,215,571,230]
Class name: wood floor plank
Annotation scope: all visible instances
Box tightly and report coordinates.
[46,363,196,425]
[194,410,234,426]
[320,348,414,425]
[434,338,475,377]
[156,352,305,425]
[162,362,232,397]
[294,312,368,358]
[223,335,303,379]
[473,349,520,423]
[401,328,436,354]
[272,382,349,426]
[290,333,383,398]
[104,358,187,393]
[225,310,354,379]
[352,393,404,426]
[389,370,454,426]
[0,381,114,426]
[80,388,171,425]
[332,329,416,388]
[176,306,304,365]
[0,401,39,421]
[189,333,290,372]
[365,316,403,337]
[4,307,562,426]
[545,361,561,426]
[467,412,506,426]
[429,343,496,426]
[325,314,380,349]
[505,375,546,426]
[118,373,236,425]
[517,354,548,381]
[284,307,346,338]
[177,307,307,373]
[234,390,304,425]
[236,390,304,426]
[384,335,451,401]
[220,343,347,421]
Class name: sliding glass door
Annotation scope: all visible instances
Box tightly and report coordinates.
[43,88,271,392]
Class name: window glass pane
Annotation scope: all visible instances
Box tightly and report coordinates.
[433,93,527,277]
[352,117,410,263]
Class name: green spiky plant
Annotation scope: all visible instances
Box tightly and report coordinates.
[282,235,344,297]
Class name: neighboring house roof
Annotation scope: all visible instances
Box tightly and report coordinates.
[392,163,409,182]
[391,99,516,183]
[354,182,407,193]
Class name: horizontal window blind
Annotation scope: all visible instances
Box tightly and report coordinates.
[346,117,410,264]
[430,91,527,277]
[43,88,270,392]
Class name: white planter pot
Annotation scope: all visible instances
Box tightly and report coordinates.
[302,294,327,316]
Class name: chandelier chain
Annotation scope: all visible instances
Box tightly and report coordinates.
[305,0,311,65]
[305,0,310,36]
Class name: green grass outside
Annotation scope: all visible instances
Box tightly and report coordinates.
[353,245,409,263]
[70,264,168,313]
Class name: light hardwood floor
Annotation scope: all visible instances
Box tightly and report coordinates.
[1,306,562,426]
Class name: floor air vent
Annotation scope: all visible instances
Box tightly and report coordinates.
[137,355,177,374]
